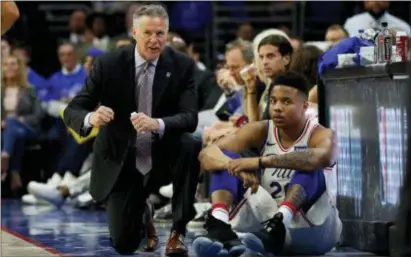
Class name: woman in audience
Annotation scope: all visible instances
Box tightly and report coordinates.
[22,47,104,205]
[290,44,323,119]
[1,54,44,192]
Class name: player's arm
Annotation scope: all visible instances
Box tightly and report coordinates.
[1,1,19,35]
[199,121,268,171]
[261,126,338,172]
[215,120,268,152]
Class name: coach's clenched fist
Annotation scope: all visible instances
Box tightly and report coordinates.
[89,106,114,127]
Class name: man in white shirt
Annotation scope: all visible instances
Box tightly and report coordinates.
[344,1,411,36]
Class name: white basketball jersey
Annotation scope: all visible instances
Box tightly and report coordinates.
[260,119,339,228]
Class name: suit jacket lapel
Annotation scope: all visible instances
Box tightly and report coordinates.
[152,49,172,112]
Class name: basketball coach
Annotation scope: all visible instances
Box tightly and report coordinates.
[63,4,201,256]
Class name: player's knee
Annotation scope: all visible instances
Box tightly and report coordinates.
[223,150,241,159]
[290,170,326,200]
[210,170,240,196]
[110,235,142,255]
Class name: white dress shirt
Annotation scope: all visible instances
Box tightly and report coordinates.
[344,12,411,37]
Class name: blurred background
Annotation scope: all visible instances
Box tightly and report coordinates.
[4,1,410,76]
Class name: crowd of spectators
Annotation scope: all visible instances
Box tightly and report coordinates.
[1,1,410,228]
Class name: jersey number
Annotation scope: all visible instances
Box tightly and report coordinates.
[270,181,290,199]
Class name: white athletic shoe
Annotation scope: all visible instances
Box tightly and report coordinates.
[159,183,173,198]
[27,171,77,208]
[21,194,49,205]
[23,173,63,205]
[74,192,94,208]
[60,171,76,186]
[28,182,65,207]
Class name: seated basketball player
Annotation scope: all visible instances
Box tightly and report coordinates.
[194,71,342,257]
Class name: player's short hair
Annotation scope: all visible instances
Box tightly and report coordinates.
[268,71,309,97]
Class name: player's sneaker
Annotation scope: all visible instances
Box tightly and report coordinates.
[192,211,246,257]
[28,172,76,208]
[23,173,63,205]
[242,212,286,256]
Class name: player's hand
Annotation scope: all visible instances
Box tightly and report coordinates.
[198,144,231,171]
[89,106,114,127]
[130,112,159,133]
[228,157,259,174]
[238,171,259,193]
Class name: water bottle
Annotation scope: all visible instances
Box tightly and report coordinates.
[377,22,392,63]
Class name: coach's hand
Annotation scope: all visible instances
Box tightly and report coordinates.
[90,106,114,127]
[130,112,159,133]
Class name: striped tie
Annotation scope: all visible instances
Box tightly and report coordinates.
[135,62,153,175]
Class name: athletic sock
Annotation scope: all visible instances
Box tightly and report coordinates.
[211,202,229,224]
[278,201,297,227]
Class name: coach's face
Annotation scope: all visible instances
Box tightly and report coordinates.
[269,85,308,128]
[133,15,168,61]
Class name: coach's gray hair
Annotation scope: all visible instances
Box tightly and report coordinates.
[225,39,254,64]
[133,4,169,29]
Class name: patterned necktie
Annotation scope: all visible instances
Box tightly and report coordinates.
[135,62,153,175]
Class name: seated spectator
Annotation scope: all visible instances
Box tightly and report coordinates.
[1,38,11,58]
[236,23,254,42]
[46,42,87,105]
[87,12,115,51]
[76,13,115,59]
[1,54,44,193]
[11,42,48,94]
[246,30,293,122]
[202,40,255,143]
[325,24,349,48]
[66,9,87,46]
[290,44,324,120]
[22,47,104,206]
[344,1,411,36]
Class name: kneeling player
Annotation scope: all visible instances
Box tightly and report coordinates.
[194,71,342,257]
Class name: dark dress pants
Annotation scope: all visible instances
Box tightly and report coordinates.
[106,132,202,254]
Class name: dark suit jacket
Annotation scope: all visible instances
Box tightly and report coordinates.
[63,44,198,202]
[194,67,223,111]
[1,87,45,133]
